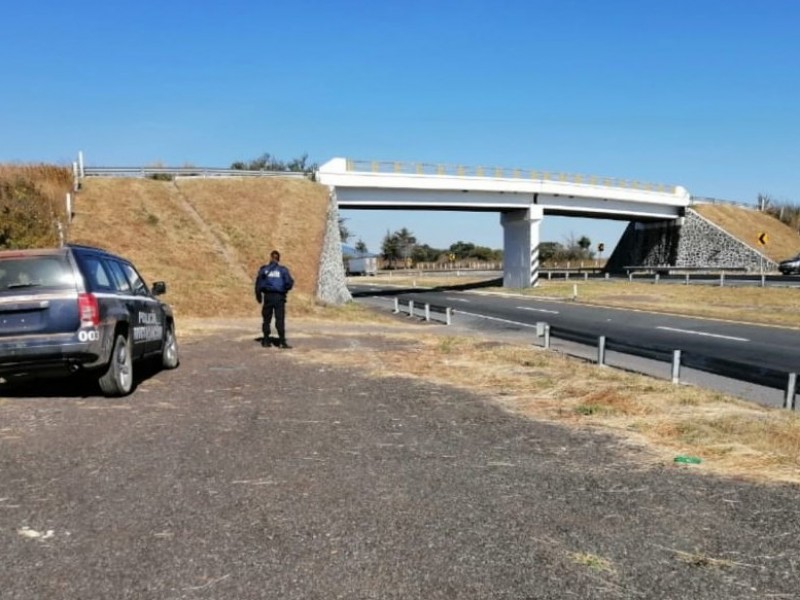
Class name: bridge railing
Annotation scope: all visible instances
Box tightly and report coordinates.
[345,159,678,194]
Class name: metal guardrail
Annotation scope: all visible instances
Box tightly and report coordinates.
[83,166,309,179]
[539,323,797,409]
[385,297,797,408]
[345,159,679,194]
[394,298,452,325]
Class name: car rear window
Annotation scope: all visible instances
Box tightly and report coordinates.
[0,256,76,292]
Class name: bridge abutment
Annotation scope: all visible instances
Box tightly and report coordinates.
[501,206,543,288]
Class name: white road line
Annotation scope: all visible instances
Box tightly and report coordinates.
[456,310,540,329]
[656,326,749,342]
[445,297,470,303]
[517,306,559,314]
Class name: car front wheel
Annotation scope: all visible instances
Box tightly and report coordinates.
[99,333,133,396]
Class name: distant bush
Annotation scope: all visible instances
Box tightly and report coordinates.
[147,173,174,182]
[230,152,318,174]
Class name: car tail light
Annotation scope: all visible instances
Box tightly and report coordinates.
[78,293,100,327]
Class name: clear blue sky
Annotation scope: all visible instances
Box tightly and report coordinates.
[3,1,798,255]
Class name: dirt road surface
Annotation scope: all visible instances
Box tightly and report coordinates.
[2,320,799,599]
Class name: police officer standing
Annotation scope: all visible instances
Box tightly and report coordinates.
[255,250,294,348]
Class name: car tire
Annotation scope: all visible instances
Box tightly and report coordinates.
[99,333,133,396]
[161,322,179,369]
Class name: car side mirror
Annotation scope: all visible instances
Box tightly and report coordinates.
[152,281,167,296]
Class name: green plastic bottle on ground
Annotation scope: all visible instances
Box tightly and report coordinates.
[674,455,702,464]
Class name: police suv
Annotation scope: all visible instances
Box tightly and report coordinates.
[0,244,179,396]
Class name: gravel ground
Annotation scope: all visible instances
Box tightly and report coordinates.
[1,320,799,599]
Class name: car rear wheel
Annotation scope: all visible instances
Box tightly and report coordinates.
[99,333,133,396]
[161,322,179,369]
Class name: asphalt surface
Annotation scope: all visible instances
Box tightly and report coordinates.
[351,282,800,404]
[2,322,799,599]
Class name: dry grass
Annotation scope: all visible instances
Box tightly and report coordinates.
[694,203,800,263]
[68,177,328,318]
[290,316,800,485]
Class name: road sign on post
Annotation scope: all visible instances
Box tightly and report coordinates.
[758,232,768,245]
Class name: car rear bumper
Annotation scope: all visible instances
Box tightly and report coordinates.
[0,331,110,376]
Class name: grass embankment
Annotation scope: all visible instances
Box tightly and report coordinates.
[69,177,328,318]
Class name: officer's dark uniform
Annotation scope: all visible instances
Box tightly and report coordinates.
[254,252,294,348]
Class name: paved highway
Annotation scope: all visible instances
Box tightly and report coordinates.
[351,282,800,396]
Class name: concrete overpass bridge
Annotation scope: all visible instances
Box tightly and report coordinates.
[317,158,691,287]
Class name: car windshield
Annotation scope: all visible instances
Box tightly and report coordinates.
[0,256,76,292]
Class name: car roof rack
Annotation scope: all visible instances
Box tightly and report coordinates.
[65,243,110,253]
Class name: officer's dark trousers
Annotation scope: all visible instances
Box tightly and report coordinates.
[262,292,287,342]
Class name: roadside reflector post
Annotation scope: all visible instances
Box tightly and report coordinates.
[761,274,766,288]
[547,271,552,280]
[572,284,578,300]
[654,273,660,284]
[671,350,682,384]
[720,272,725,287]
[685,273,690,285]
[584,272,588,281]
[424,303,431,321]
[784,373,797,410]
[544,324,551,349]
[408,300,414,317]
[536,321,546,337]
[605,272,609,280]
[445,307,452,326]
[597,336,606,366]
[628,272,633,283]
[565,271,570,280]
[393,298,399,313]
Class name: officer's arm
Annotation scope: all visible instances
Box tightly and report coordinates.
[254,272,262,303]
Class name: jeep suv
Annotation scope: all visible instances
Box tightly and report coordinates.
[0,244,179,396]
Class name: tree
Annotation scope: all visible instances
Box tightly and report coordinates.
[230,152,317,174]
[394,228,417,262]
[355,239,368,254]
[449,241,475,259]
[381,230,401,267]
[338,218,351,244]
[577,236,592,252]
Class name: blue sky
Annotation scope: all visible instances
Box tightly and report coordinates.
[2,0,798,255]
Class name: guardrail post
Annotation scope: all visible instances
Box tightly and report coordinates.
[393,298,399,313]
[784,373,797,410]
[597,336,606,366]
[565,271,570,280]
[544,324,551,349]
[604,272,609,280]
[761,274,766,288]
[628,272,633,283]
[671,350,682,384]
[407,300,414,317]
[424,303,431,322]
[719,272,725,287]
[584,272,588,281]
[445,307,452,326]
[654,273,660,284]
[685,273,690,285]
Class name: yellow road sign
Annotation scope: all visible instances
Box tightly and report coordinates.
[758,232,768,245]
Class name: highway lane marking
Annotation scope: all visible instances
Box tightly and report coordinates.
[656,326,749,342]
[517,306,559,314]
[445,297,470,302]
[456,310,540,329]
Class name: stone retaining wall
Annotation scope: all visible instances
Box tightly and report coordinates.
[605,208,776,272]
[315,192,352,305]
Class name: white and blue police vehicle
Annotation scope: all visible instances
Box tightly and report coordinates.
[0,244,179,396]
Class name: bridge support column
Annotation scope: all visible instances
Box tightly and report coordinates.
[501,206,543,288]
